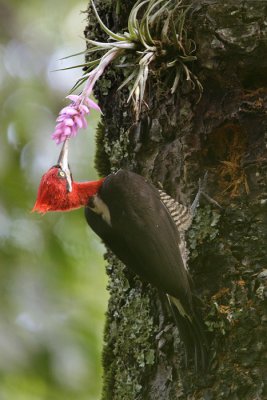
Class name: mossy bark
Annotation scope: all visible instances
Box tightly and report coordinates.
[85,1,267,399]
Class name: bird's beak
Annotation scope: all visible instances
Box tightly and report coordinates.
[57,139,72,192]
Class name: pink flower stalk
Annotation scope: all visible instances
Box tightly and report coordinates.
[51,48,120,144]
[51,95,101,144]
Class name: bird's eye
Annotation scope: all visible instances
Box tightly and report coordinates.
[58,170,66,178]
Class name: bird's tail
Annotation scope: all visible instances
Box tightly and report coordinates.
[167,294,208,371]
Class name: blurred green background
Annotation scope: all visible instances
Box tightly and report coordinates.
[0,0,108,399]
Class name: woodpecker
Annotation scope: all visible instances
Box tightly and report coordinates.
[33,140,207,369]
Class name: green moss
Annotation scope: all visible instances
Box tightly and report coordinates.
[97,124,130,173]
[97,78,112,97]
[94,122,111,177]
[108,132,130,171]
[95,66,116,98]
[187,205,221,259]
[101,254,157,400]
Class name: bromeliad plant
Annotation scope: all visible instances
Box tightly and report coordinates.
[52,0,202,144]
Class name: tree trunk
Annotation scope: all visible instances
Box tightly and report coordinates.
[85,1,267,399]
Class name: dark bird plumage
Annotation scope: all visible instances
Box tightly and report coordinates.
[85,170,207,369]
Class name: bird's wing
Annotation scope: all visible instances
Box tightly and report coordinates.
[89,170,192,309]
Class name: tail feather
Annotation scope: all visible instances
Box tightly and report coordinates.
[167,294,208,371]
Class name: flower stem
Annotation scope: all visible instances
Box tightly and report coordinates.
[81,48,123,100]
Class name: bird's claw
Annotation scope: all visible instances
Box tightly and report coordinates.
[191,171,222,215]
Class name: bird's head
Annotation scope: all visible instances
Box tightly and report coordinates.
[32,140,104,214]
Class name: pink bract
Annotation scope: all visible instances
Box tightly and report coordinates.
[51,95,101,144]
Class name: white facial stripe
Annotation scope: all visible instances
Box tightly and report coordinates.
[90,195,111,226]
